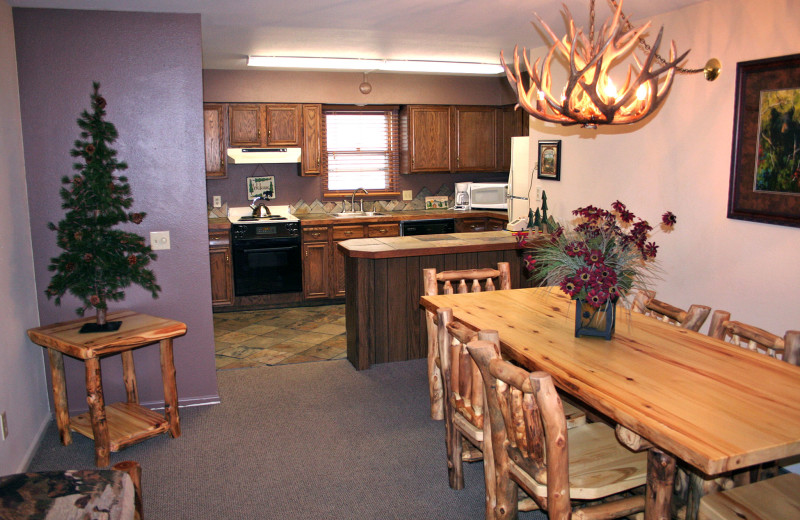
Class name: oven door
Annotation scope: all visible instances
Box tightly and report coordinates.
[232,237,302,296]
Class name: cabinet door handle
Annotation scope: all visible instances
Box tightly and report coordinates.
[344,231,352,236]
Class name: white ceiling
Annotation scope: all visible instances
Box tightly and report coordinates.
[7,0,708,72]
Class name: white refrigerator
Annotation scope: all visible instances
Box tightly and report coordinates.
[507,136,534,224]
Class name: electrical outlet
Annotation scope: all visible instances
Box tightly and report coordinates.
[402,190,413,201]
[212,195,222,208]
[536,186,543,202]
[1,411,8,440]
[150,231,171,250]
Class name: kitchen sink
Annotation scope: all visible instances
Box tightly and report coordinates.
[331,212,388,218]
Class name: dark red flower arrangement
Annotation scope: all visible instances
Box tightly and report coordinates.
[526,201,676,308]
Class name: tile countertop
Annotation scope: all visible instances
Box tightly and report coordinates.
[336,230,546,260]
[208,209,508,230]
[296,209,507,225]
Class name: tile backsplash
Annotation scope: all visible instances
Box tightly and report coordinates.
[209,185,454,218]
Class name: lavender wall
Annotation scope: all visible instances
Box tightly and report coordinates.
[14,9,219,413]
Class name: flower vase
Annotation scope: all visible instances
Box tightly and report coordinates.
[574,298,616,340]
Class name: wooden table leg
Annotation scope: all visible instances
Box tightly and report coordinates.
[47,349,72,446]
[645,448,676,520]
[159,338,181,438]
[120,350,139,404]
[84,356,110,467]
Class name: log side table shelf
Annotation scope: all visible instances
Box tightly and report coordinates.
[27,310,187,467]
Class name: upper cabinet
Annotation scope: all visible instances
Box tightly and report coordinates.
[401,105,452,173]
[452,106,497,172]
[228,103,301,148]
[203,103,227,179]
[301,104,322,176]
[266,104,301,146]
[228,104,263,147]
[497,104,529,172]
[401,104,525,174]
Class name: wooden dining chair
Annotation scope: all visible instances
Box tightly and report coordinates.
[632,289,711,332]
[424,263,511,420]
[468,339,648,520]
[697,472,800,520]
[682,311,800,520]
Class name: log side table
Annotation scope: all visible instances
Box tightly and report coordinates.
[27,310,187,467]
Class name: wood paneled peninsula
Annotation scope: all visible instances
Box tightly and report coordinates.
[337,230,540,370]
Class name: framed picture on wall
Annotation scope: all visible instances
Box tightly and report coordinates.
[728,53,800,228]
[537,140,561,181]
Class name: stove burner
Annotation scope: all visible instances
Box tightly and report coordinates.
[238,215,287,222]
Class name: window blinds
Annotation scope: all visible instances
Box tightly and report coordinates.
[322,108,399,195]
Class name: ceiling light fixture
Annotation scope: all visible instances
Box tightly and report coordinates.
[247,56,504,75]
[502,0,721,129]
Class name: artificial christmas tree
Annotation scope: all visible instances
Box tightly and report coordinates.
[46,82,160,332]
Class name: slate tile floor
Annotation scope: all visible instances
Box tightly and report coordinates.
[213,305,346,370]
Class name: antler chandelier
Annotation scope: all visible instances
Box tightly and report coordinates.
[501,0,720,128]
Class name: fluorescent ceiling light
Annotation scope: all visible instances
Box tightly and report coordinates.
[247,56,383,70]
[247,56,503,75]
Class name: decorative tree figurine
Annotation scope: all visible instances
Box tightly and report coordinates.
[541,190,549,222]
[533,208,542,230]
[46,82,160,332]
[527,208,535,229]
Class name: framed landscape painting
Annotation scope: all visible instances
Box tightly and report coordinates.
[728,53,800,227]
[537,140,561,180]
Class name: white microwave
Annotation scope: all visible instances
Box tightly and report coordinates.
[469,182,508,210]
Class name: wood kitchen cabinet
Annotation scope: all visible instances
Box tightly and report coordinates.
[401,105,451,173]
[456,217,487,233]
[332,225,365,298]
[453,106,498,172]
[266,104,301,146]
[301,104,322,176]
[228,103,301,148]
[302,227,330,299]
[228,104,263,147]
[301,222,399,300]
[497,104,529,172]
[209,230,233,307]
[204,103,227,179]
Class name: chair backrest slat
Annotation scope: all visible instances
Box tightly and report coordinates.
[632,290,710,332]
[708,309,798,364]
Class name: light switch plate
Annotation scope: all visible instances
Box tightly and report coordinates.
[403,190,413,201]
[212,195,222,208]
[150,231,171,250]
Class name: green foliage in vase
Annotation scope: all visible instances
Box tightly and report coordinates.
[525,201,676,308]
[46,82,161,322]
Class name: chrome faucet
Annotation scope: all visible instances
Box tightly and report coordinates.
[351,187,368,212]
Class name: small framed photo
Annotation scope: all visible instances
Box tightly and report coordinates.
[537,140,561,181]
[728,53,800,228]
[246,176,275,200]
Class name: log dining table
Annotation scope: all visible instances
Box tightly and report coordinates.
[420,287,800,520]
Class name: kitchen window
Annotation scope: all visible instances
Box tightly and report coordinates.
[322,107,399,197]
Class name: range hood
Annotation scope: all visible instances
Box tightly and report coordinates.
[227,147,302,164]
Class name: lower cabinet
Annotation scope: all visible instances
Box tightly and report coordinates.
[456,217,487,232]
[302,222,399,300]
[302,227,330,299]
[209,230,233,307]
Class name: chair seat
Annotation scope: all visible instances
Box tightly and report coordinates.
[511,422,648,501]
[698,472,800,520]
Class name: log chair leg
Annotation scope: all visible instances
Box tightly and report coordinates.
[120,350,139,404]
[426,309,444,421]
[113,460,143,520]
[48,349,72,446]
[85,356,110,467]
[645,448,676,520]
[159,338,181,438]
